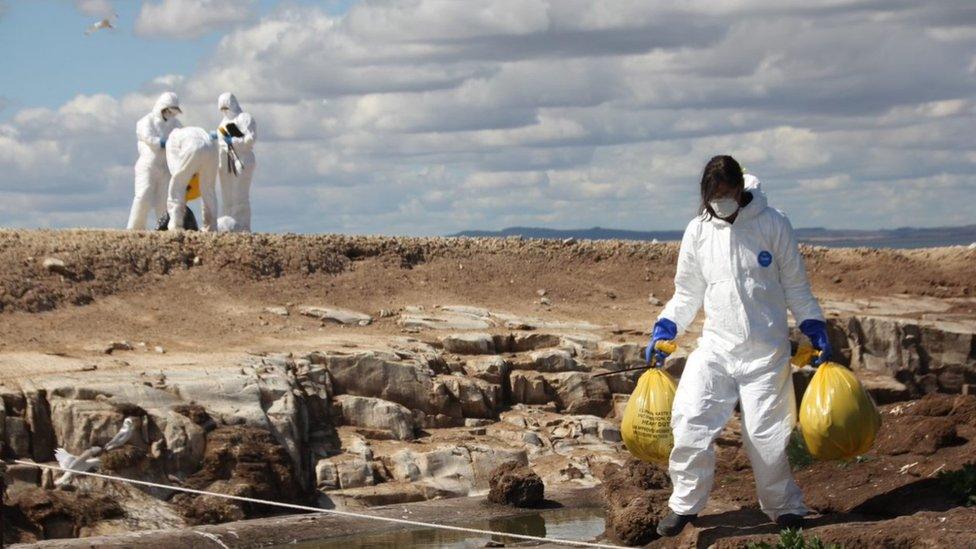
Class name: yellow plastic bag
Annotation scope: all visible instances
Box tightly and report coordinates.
[798,362,882,460]
[185,173,201,201]
[621,368,677,464]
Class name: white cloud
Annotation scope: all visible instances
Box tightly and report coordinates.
[135,0,256,39]
[3,0,976,233]
[74,0,114,17]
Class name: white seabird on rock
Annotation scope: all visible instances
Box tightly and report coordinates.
[104,417,136,450]
[54,446,103,486]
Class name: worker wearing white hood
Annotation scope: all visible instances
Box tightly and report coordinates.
[215,92,256,232]
[648,156,831,536]
[127,92,182,229]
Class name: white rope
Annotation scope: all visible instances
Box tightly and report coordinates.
[12,459,625,549]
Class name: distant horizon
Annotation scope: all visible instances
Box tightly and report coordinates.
[452,221,976,235]
[450,223,976,249]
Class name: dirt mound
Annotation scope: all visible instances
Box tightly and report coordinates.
[486,462,545,507]
[172,403,216,429]
[874,415,959,455]
[1,229,973,316]
[901,393,976,426]
[171,426,304,525]
[5,486,123,542]
[99,444,149,472]
[600,458,672,546]
[713,507,976,548]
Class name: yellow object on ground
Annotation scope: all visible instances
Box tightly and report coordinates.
[799,362,882,460]
[621,368,678,464]
[185,173,200,201]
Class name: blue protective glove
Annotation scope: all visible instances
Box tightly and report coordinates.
[209,131,219,140]
[159,138,166,149]
[645,318,677,367]
[800,319,831,366]
[223,135,234,145]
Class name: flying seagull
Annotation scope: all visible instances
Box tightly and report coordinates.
[85,13,118,35]
[54,446,103,486]
[104,416,136,450]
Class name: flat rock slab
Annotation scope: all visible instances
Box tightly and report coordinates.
[397,305,602,332]
[300,306,373,326]
[441,333,495,355]
[398,306,493,330]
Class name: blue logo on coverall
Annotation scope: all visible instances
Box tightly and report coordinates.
[758,251,772,267]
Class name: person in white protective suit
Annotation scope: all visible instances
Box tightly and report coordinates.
[127,92,182,229]
[164,127,219,231]
[214,92,256,232]
[647,155,832,536]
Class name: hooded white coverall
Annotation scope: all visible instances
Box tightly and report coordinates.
[127,92,182,229]
[660,175,823,520]
[216,92,256,232]
[165,127,218,231]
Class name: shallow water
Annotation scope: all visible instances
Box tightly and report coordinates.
[283,507,606,548]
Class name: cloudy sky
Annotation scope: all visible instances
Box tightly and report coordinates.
[1,0,974,234]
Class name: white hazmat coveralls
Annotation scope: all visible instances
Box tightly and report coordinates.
[216,92,256,232]
[659,175,824,520]
[127,92,182,229]
[165,127,218,231]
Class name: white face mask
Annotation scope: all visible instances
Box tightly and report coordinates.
[709,197,740,219]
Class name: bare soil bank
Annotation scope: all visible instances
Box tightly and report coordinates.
[1,229,973,356]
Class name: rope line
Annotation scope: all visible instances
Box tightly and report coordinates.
[12,459,625,549]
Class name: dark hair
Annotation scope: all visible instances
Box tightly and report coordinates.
[699,155,744,219]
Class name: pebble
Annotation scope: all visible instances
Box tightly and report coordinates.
[648,294,663,306]
[264,306,289,316]
[154,346,165,354]
[539,296,552,305]
[536,289,547,297]
[522,431,543,446]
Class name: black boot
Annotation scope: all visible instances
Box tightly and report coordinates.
[656,511,696,537]
[775,513,806,530]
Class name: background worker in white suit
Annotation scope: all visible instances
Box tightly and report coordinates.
[127,92,182,229]
[215,92,256,232]
[165,127,218,231]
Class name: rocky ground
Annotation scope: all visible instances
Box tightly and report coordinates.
[0,229,975,547]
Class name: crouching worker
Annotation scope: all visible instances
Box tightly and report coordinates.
[155,174,201,231]
[165,127,218,231]
[648,155,831,536]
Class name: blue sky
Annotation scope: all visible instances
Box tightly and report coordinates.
[0,0,354,116]
[0,1,974,234]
